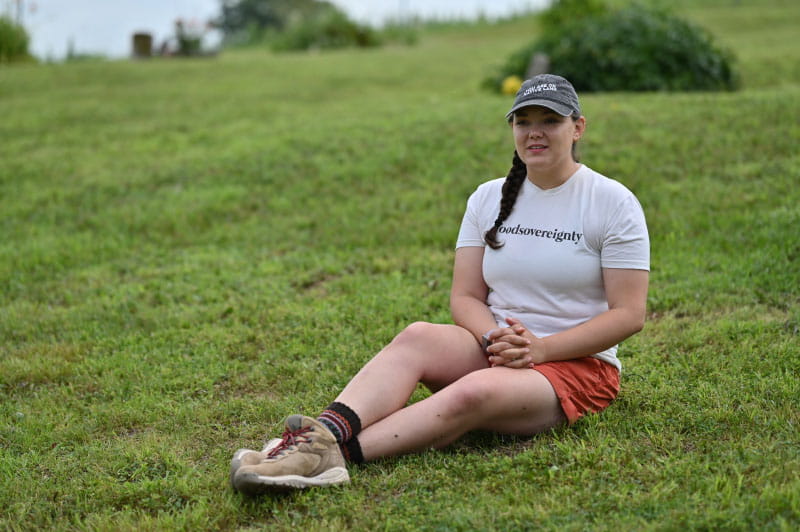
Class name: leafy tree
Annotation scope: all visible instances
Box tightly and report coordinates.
[216,0,340,44]
[215,0,380,51]
[271,9,381,52]
[0,15,32,63]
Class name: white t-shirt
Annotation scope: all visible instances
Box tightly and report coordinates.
[455,164,650,370]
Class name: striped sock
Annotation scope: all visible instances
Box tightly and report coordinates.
[317,401,362,444]
[340,437,364,464]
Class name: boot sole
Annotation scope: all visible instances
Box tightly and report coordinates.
[233,467,350,494]
[229,449,254,488]
[229,440,283,488]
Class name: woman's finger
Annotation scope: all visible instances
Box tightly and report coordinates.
[487,326,515,342]
[489,345,530,362]
[508,356,531,368]
[494,334,531,347]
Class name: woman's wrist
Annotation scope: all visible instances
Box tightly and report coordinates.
[480,331,493,356]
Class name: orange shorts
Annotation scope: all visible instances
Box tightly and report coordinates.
[533,357,620,425]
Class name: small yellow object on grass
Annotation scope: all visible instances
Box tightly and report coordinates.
[501,75,523,95]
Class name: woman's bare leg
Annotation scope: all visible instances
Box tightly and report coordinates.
[357,367,565,461]
[332,322,489,428]
[326,321,564,461]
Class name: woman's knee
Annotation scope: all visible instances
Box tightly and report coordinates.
[377,322,482,390]
[368,321,439,369]
[392,321,439,347]
[384,322,445,360]
[438,372,496,420]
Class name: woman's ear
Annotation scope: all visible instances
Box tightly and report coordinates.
[574,116,586,141]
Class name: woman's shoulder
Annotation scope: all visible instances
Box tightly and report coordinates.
[474,176,506,194]
[466,176,505,204]
[577,165,639,201]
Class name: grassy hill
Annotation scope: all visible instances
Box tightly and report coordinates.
[1,2,798,530]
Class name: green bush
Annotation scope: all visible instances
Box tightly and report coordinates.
[0,16,32,63]
[541,5,739,92]
[217,0,331,44]
[270,9,381,52]
[539,0,609,34]
[484,3,739,93]
[482,0,608,92]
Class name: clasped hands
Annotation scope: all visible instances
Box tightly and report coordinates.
[485,317,545,368]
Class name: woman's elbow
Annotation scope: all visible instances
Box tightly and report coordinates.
[629,308,647,335]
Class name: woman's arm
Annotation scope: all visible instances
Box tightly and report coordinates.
[539,267,648,362]
[449,246,498,346]
[491,268,649,367]
[489,268,650,368]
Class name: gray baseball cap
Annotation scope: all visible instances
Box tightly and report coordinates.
[505,74,581,120]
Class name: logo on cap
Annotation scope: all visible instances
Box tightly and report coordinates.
[523,83,558,96]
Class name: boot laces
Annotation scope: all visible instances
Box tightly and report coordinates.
[267,426,313,458]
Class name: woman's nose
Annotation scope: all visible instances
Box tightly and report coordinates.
[528,126,543,138]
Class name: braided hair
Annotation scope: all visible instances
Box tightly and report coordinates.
[484,151,528,249]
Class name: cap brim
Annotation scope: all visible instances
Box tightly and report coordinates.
[505,99,575,120]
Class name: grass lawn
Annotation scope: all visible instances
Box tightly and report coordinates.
[1,1,798,530]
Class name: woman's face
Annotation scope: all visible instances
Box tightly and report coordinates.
[512,106,585,181]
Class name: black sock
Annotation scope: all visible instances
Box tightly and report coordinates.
[340,437,364,464]
[317,401,362,444]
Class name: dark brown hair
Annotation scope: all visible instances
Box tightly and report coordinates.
[483,151,527,250]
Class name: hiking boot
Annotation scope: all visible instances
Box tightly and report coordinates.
[229,438,281,488]
[232,415,349,494]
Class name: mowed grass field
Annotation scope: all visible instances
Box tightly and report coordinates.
[1,1,798,530]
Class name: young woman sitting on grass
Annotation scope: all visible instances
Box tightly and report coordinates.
[230,74,650,494]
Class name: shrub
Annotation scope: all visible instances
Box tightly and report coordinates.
[217,0,330,44]
[484,2,739,93]
[540,5,739,92]
[482,0,607,91]
[270,9,381,52]
[0,16,32,63]
[539,0,609,35]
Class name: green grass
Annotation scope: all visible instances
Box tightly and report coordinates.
[1,3,799,530]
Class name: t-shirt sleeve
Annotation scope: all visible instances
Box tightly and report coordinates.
[455,187,491,249]
[601,194,650,271]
